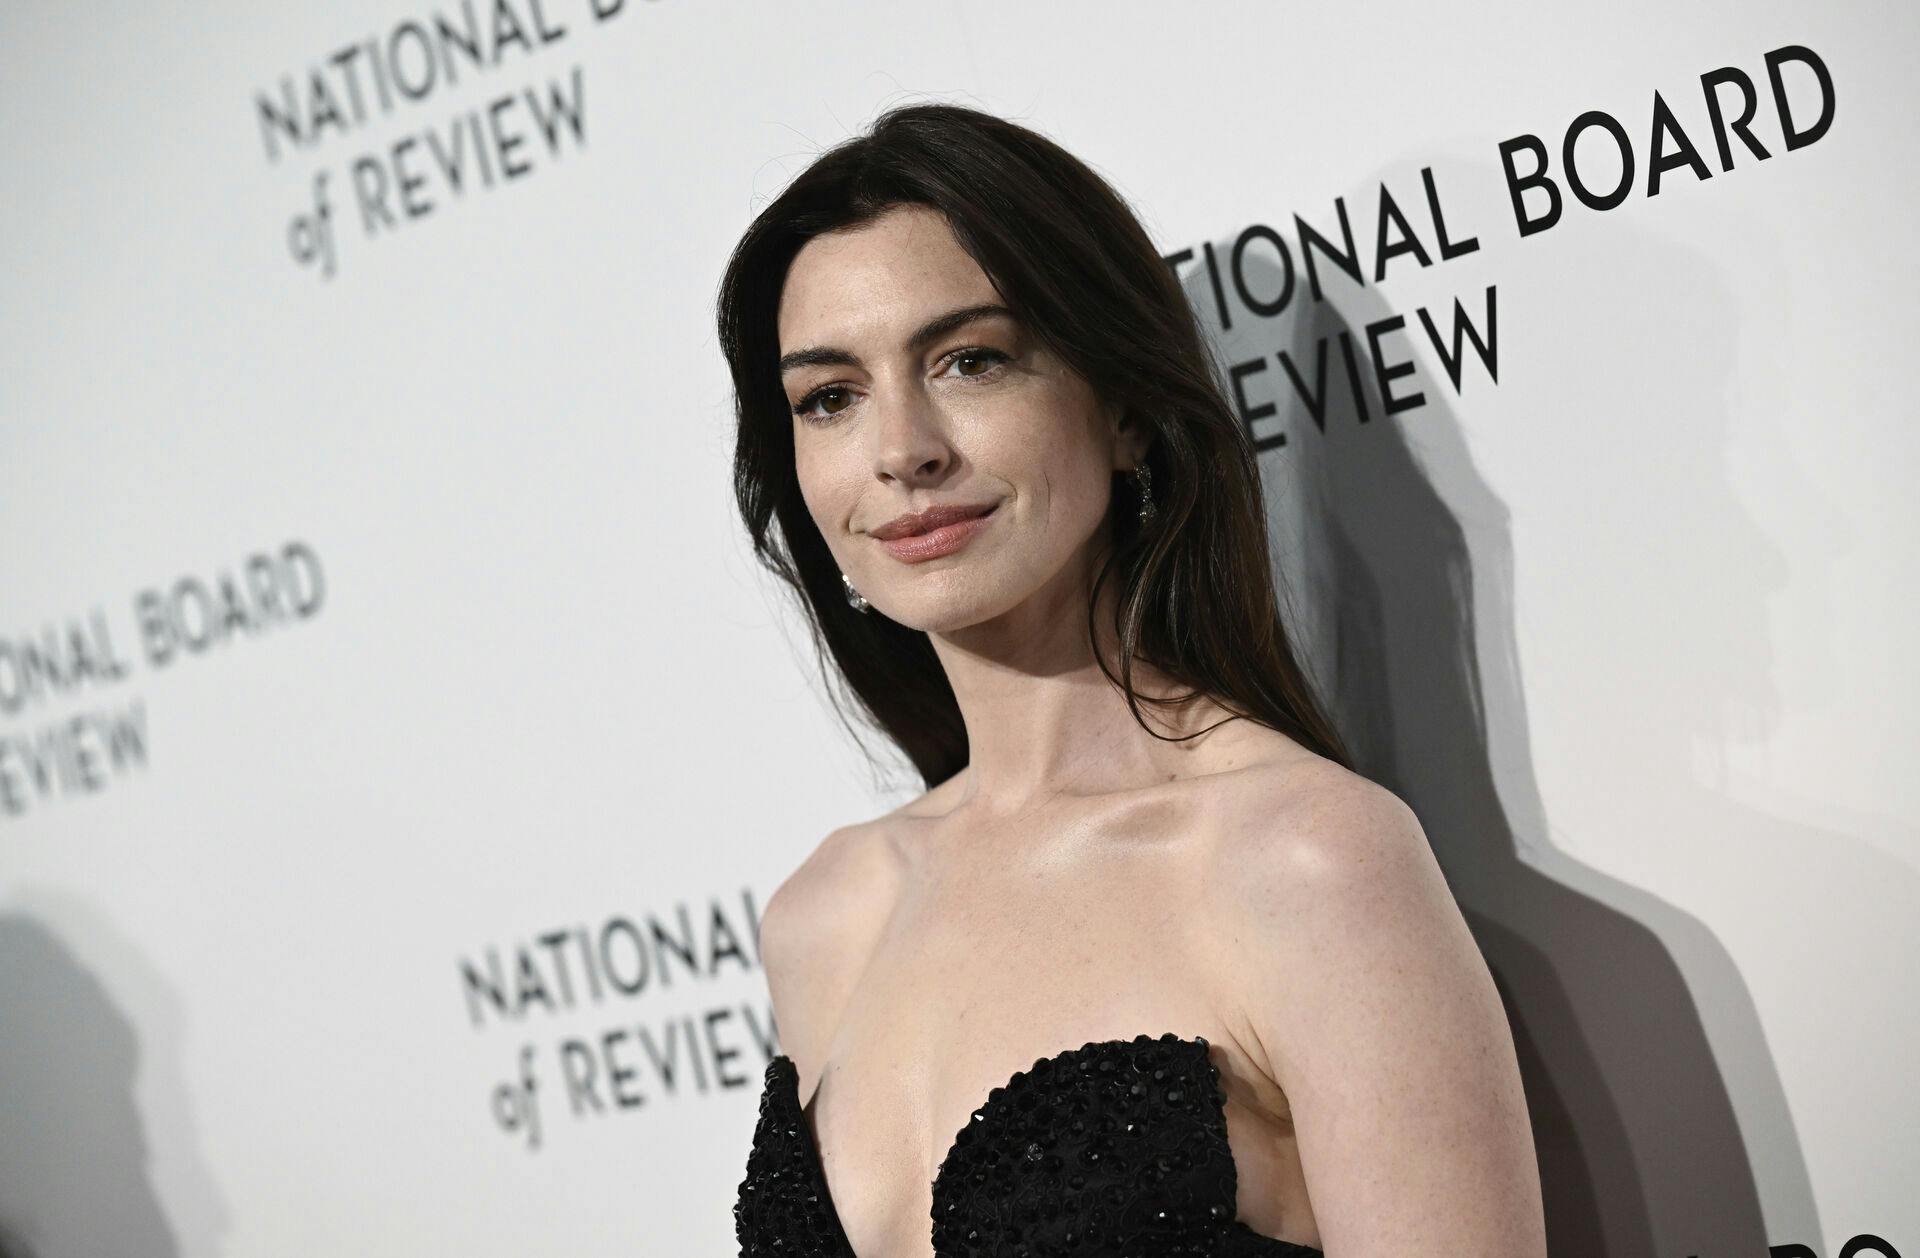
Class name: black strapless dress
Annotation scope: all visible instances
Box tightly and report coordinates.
[734,1031,1323,1256]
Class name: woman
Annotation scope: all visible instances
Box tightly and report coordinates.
[720,102,1545,1257]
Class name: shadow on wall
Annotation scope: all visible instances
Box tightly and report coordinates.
[0,1222,37,1258]
[1187,157,1830,1258]
[0,894,228,1257]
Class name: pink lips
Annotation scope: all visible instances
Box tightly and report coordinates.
[876,504,998,563]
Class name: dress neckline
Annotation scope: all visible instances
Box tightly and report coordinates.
[762,1031,1323,1257]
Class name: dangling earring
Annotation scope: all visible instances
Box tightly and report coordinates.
[1130,460,1157,528]
[842,571,871,613]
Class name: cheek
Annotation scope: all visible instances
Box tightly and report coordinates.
[795,444,854,531]
[1028,428,1114,520]
[793,447,831,526]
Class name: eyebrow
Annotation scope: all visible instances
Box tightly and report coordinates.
[777,303,1016,376]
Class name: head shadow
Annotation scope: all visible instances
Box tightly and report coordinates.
[0,889,230,1257]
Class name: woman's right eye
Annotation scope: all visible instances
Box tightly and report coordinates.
[792,386,852,422]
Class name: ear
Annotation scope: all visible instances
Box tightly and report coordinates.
[1111,404,1156,471]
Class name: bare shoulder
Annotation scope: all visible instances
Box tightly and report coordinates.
[757,815,907,1086]
[1194,749,1545,1252]
[1202,747,1430,892]
[1192,745,1461,1073]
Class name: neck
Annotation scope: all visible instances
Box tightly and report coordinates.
[927,542,1224,819]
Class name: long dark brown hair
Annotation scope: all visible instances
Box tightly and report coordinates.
[715,101,1352,789]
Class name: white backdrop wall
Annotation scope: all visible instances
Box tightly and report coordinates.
[2,2,1915,1256]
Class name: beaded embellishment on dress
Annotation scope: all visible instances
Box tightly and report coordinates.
[734,1031,1322,1257]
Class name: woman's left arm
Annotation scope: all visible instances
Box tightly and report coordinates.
[1203,768,1547,1257]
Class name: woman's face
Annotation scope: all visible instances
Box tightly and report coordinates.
[776,203,1149,634]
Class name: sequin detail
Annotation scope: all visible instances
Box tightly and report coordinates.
[733,1031,1322,1257]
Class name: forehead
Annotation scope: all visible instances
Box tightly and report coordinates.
[777,205,999,349]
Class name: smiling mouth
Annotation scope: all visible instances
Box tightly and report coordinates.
[873,503,998,563]
[870,501,999,541]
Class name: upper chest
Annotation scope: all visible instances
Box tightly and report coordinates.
[797,791,1309,1255]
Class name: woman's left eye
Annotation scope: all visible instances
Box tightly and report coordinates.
[944,347,1011,379]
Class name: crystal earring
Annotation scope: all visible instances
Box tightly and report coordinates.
[1130,460,1157,528]
[842,572,871,613]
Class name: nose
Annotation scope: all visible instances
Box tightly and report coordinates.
[868,380,955,486]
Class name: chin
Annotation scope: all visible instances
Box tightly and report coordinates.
[875,581,1027,634]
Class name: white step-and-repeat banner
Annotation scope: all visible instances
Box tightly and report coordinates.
[3,2,1914,1255]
